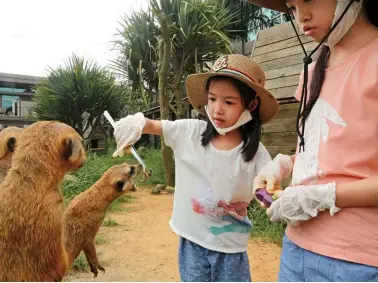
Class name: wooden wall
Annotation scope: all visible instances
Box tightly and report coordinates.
[261,103,299,157]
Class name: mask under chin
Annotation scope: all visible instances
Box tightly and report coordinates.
[204,106,253,136]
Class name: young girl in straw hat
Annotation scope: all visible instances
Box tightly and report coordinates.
[250,0,378,281]
[112,54,279,281]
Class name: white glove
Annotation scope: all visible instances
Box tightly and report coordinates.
[112,112,146,158]
[266,182,341,226]
[253,154,293,195]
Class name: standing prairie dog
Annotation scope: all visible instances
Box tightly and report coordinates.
[0,121,86,281]
[0,126,24,183]
[63,163,143,277]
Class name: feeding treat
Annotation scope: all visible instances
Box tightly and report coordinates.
[255,188,282,207]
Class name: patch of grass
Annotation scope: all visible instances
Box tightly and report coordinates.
[248,200,285,246]
[102,217,118,227]
[108,190,135,212]
[95,235,108,245]
[72,253,88,271]
[138,148,166,185]
[117,195,135,203]
[108,204,131,213]
[108,202,123,212]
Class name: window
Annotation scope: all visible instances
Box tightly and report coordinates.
[2,95,20,109]
[0,87,25,94]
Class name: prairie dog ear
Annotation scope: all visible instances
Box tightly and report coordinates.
[62,136,86,169]
[63,138,73,159]
[7,137,16,152]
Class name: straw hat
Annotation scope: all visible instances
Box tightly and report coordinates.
[248,0,287,12]
[186,54,279,125]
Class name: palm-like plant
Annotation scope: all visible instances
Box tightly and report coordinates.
[112,0,242,117]
[159,0,241,117]
[33,54,127,148]
[111,9,159,111]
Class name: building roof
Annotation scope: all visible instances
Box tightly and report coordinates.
[0,72,44,88]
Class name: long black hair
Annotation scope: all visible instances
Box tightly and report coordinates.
[201,76,261,162]
[302,0,377,123]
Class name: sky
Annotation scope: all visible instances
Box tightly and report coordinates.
[0,0,148,77]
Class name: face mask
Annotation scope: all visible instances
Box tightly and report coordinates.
[325,0,363,47]
[204,105,253,136]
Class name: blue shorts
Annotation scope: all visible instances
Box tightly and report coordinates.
[279,234,378,282]
[178,237,251,282]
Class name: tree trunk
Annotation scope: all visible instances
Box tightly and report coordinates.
[172,55,185,119]
[154,1,175,186]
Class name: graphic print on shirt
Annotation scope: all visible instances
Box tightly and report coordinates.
[291,98,347,185]
[191,186,252,235]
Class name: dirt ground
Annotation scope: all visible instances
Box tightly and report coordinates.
[64,188,282,282]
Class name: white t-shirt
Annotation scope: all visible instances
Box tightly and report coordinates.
[162,119,272,253]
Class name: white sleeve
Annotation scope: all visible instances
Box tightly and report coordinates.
[255,142,272,174]
[161,119,206,150]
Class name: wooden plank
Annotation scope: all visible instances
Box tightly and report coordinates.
[254,41,317,64]
[270,86,298,99]
[265,75,299,90]
[276,108,299,120]
[265,64,303,80]
[275,102,299,120]
[262,117,297,133]
[277,103,299,111]
[253,35,312,56]
[257,22,298,40]
[260,53,305,71]
[256,22,303,47]
[261,132,298,147]
[277,97,299,104]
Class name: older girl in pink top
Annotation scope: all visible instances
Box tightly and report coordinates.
[251,0,378,281]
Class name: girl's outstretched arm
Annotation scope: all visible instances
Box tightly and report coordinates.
[143,118,163,136]
[336,177,378,207]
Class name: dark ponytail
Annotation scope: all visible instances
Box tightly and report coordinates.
[241,96,261,162]
[299,45,329,122]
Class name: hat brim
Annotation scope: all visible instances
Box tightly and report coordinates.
[248,0,287,12]
[186,72,279,125]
